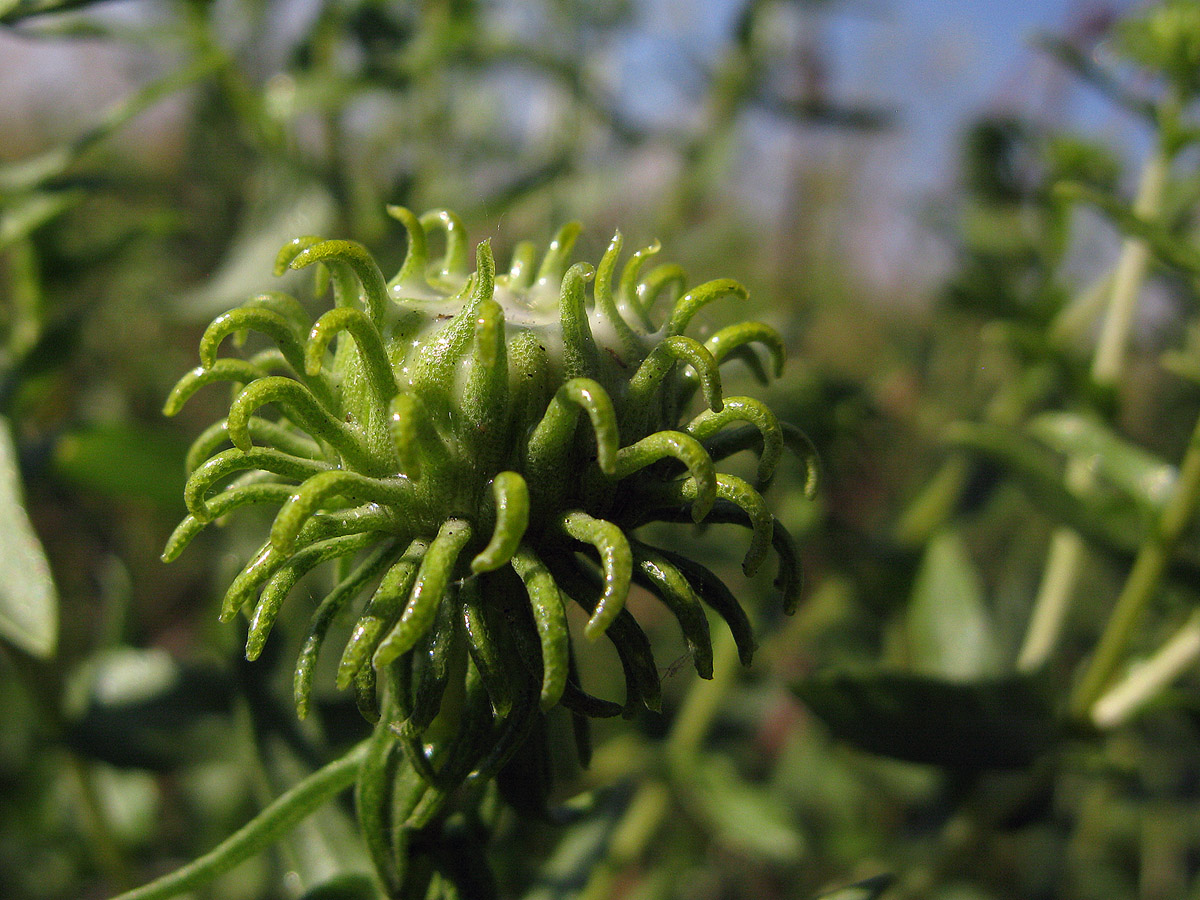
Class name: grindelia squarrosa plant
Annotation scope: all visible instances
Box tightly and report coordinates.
[126,207,813,898]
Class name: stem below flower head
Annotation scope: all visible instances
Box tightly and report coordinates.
[109,741,368,900]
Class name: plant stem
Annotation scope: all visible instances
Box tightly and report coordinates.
[1017,144,1170,673]
[666,630,742,770]
[578,630,742,900]
[1090,150,1170,385]
[895,364,1054,549]
[73,756,133,892]
[893,455,970,548]
[1071,411,1200,716]
[1091,610,1200,729]
[109,740,368,900]
[1017,475,1088,672]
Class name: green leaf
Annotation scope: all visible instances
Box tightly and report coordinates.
[52,423,188,512]
[1034,35,1157,122]
[689,755,806,863]
[64,648,234,770]
[907,529,998,680]
[1164,322,1200,384]
[0,190,85,251]
[1,240,43,372]
[946,421,1153,560]
[1115,0,1200,100]
[1029,412,1176,512]
[815,875,895,900]
[0,416,57,658]
[0,0,120,24]
[1054,181,1200,276]
[172,177,336,320]
[793,670,1057,770]
[0,52,222,194]
[295,873,379,900]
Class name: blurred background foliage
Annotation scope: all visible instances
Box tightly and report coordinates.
[3,0,1200,898]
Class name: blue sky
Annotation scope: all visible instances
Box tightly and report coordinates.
[624,0,1142,186]
[609,0,1150,288]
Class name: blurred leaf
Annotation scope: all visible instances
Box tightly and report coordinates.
[753,93,894,132]
[961,116,1035,204]
[1055,181,1200,276]
[471,153,574,218]
[907,529,999,680]
[65,648,234,770]
[92,765,161,847]
[173,177,336,320]
[0,415,57,658]
[0,0,120,24]
[1,239,43,372]
[1029,412,1176,512]
[295,873,379,900]
[1164,322,1200,383]
[1047,135,1121,192]
[1035,35,1157,122]
[0,52,222,195]
[53,423,188,512]
[689,755,806,863]
[794,670,1057,769]
[816,874,895,900]
[1115,0,1200,100]
[958,421,1200,586]
[946,422,1158,563]
[0,190,84,251]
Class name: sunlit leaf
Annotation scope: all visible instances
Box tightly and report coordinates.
[907,529,998,680]
[0,416,57,658]
[947,422,1145,551]
[794,670,1057,769]
[952,421,1200,585]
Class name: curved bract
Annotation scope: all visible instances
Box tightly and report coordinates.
[165,207,809,833]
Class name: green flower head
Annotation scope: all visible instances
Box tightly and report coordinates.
[164,207,810,788]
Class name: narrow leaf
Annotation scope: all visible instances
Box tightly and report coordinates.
[794,670,1057,770]
[907,529,998,680]
[1029,411,1176,512]
[0,416,57,658]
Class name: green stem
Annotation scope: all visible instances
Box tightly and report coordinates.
[1091,610,1200,729]
[1090,149,1170,385]
[1071,412,1200,717]
[73,756,132,892]
[1018,142,1171,673]
[1016,473,1088,672]
[578,630,742,900]
[893,455,970,548]
[665,630,742,770]
[895,364,1053,549]
[109,741,368,900]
